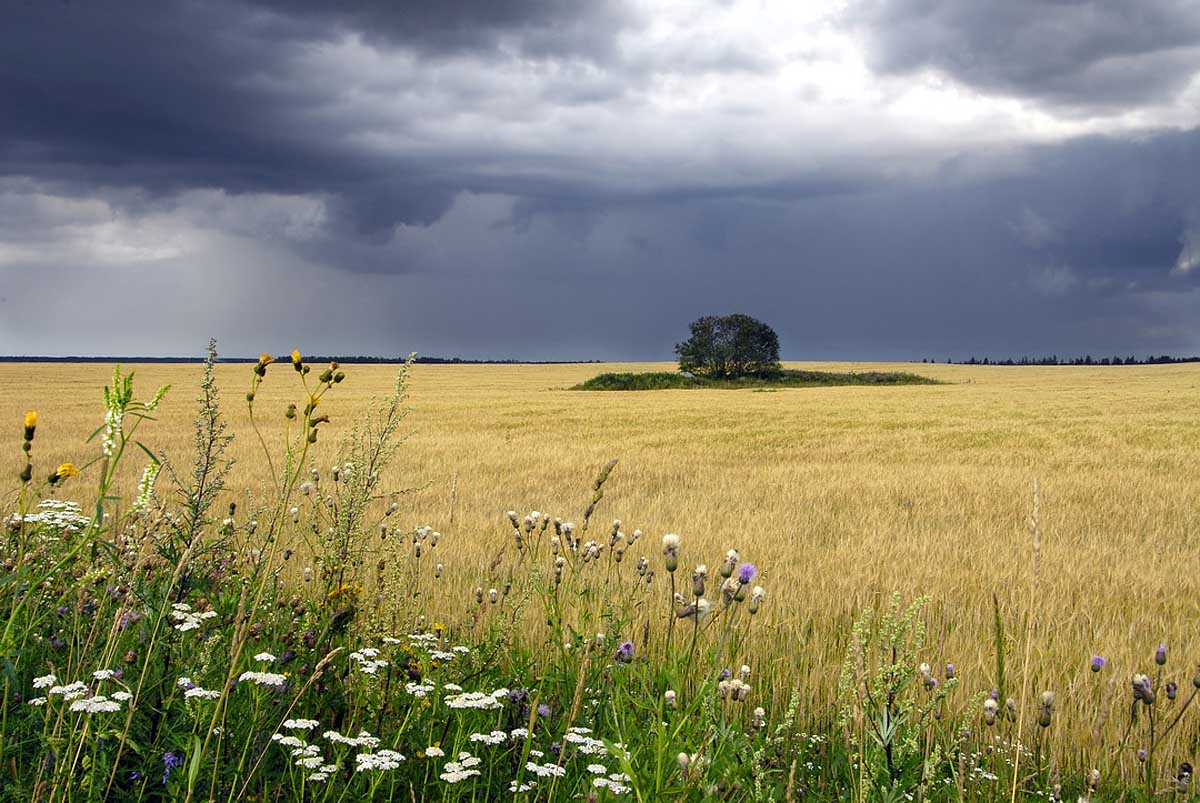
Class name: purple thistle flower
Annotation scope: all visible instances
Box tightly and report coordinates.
[1091,655,1106,673]
[990,688,999,700]
[945,663,956,679]
[616,641,634,663]
[720,668,731,680]
[1138,748,1148,763]
[1156,644,1168,666]
[537,703,551,718]
[737,563,757,585]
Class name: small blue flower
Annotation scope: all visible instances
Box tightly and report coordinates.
[162,751,182,785]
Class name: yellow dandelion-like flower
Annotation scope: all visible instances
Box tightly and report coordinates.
[24,412,38,430]
[291,350,302,366]
[308,395,319,409]
[258,352,275,365]
[55,463,79,478]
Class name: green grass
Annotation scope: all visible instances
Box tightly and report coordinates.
[573,369,941,391]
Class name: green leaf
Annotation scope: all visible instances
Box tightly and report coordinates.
[187,733,203,789]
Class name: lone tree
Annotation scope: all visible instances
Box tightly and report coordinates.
[675,314,781,378]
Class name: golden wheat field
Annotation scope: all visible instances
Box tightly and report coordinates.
[4,359,1199,761]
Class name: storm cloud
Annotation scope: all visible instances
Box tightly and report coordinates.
[1,0,1199,359]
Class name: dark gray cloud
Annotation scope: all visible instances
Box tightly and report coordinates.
[850,0,1200,110]
[1,1,1200,359]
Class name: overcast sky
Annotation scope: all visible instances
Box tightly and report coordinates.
[2,0,1199,360]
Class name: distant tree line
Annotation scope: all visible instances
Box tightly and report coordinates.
[926,355,1200,366]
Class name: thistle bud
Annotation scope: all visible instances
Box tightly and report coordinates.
[474,587,484,605]
[983,698,998,725]
[676,752,690,775]
[692,565,707,598]
[748,585,765,614]
[487,588,498,604]
[1005,697,1018,722]
[662,534,680,573]
[1156,644,1168,666]
[1038,690,1055,728]
[665,689,677,709]
[434,563,443,578]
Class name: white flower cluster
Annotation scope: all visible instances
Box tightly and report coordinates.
[444,690,505,710]
[238,671,286,688]
[102,405,123,458]
[133,461,160,513]
[589,766,632,795]
[355,750,405,771]
[525,761,567,778]
[440,752,482,783]
[564,727,615,756]
[47,681,89,700]
[69,695,122,714]
[271,735,338,780]
[323,730,380,749]
[171,603,217,632]
[404,681,435,697]
[468,730,507,746]
[253,652,277,663]
[349,648,388,676]
[20,500,91,533]
[283,718,320,730]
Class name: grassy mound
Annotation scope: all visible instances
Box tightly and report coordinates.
[573,368,941,390]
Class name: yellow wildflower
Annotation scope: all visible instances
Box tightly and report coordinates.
[24,411,37,430]
[291,349,302,366]
[55,463,79,478]
[258,352,275,366]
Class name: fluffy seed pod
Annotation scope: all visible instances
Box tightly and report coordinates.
[983,698,998,725]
